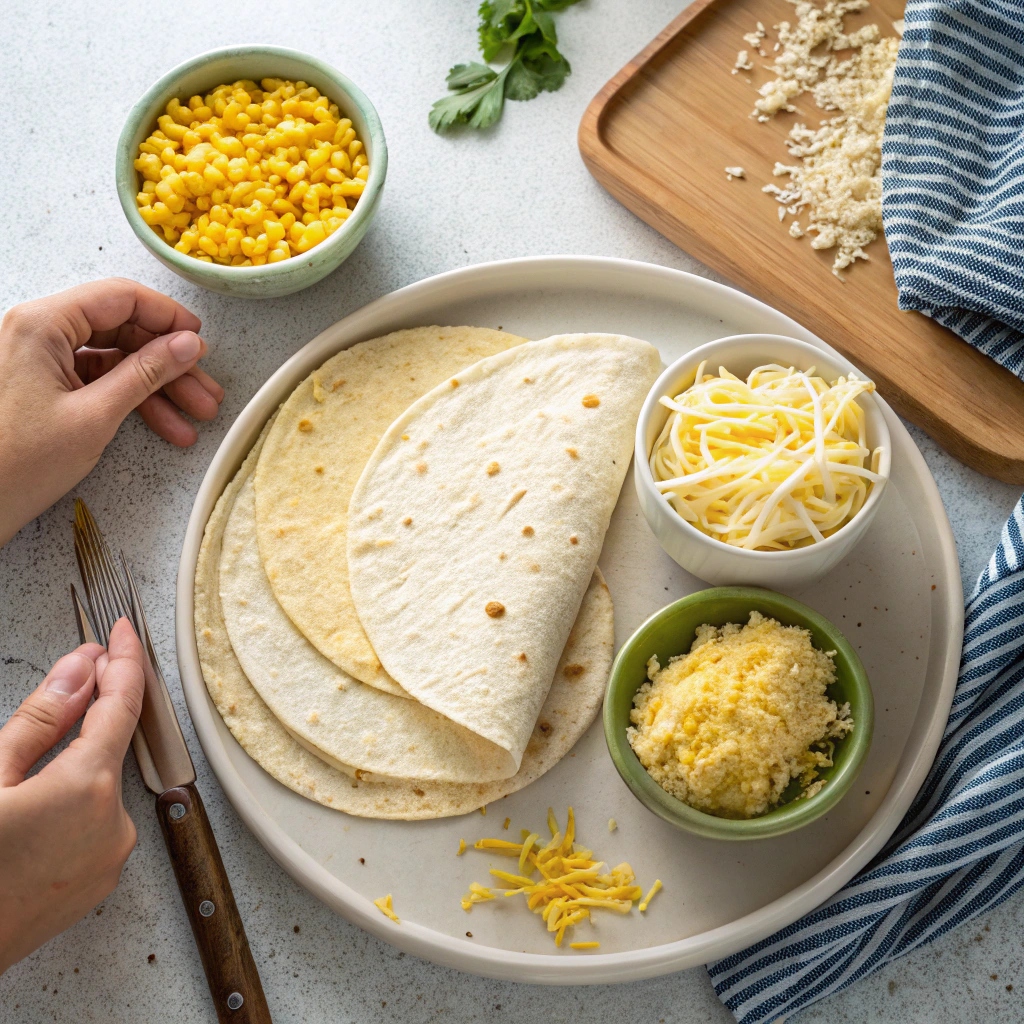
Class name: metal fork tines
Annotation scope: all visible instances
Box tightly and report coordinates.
[72,498,194,793]
[73,499,134,644]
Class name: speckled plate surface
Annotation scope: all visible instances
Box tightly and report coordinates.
[176,257,962,984]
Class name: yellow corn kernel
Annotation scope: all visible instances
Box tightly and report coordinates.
[332,118,353,144]
[355,165,369,182]
[253,186,277,205]
[295,221,327,253]
[195,196,211,211]
[348,140,363,159]
[336,179,364,198]
[197,235,219,257]
[307,145,331,171]
[158,116,188,141]
[205,221,227,244]
[267,247,288,263]
[175,230,198,254]
[136,191,153,207]
[134,153,162,182]
[352,153,367,171]
[265,220,286,244]
[237,200,267,225]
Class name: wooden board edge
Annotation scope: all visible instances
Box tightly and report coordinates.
[577,5,1024,485]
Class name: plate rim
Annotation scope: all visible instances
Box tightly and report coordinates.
[176,255,963,984]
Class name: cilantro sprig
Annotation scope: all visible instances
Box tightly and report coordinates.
[429,0,584,133]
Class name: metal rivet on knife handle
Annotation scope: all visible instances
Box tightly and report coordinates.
[169,802,187,820]
[227,993,244,1011]
[199,900,215,918]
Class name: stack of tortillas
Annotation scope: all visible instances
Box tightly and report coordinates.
[195,327,661,819]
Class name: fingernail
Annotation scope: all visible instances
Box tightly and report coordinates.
[46,653,95,699]
[168,331,202,363]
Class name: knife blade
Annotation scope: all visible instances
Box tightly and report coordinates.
[71,501,272,1023]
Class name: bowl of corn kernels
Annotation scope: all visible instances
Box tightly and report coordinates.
[116,45,387,298]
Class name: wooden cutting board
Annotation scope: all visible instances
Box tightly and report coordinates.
[579,0,1024,484]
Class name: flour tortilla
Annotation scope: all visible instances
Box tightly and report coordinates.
[348,333,661,770]
[220,475,516,782]
[195,429,613,819]
[254,327,526,696]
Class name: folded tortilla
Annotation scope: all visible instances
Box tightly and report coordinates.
[347,333,661,771]
[253,327,526,696]
[220,473,516,783]
[195,424,613,818]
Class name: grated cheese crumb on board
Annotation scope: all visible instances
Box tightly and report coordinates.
[628,612,853,818]
[373,894,400,923]
[732,49,754,74]
[457,838,467,856]
[608,818,618,832]
[739,0,900,276]
[461,808,656,949]
[725,166,746,180]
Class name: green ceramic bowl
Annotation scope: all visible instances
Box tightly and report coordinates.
[116,45,387,298]
[604,587,873,840]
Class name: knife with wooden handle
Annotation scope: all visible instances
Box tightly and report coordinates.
[72,500,272,1023]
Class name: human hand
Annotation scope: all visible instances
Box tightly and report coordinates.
[0,278,225,546]
[0,619,145,975]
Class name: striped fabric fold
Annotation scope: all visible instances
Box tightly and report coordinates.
[881,0,1024,380]
[708,498,1024,1022]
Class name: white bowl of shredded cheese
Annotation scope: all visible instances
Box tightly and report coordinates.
[635,334,891,589]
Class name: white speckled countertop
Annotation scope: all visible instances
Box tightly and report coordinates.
[2,1,1022,1021]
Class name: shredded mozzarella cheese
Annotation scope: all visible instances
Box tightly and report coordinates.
[649,361,883,550]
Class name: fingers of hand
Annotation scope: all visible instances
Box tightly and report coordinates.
[0,648,99,787]
[162,371,221,422]
[77,619,145,770]
[66,278,201,348]
[136,392,200,447]
[73,330,206,437]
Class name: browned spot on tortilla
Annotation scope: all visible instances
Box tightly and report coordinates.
[401,433,410,440]
[530,564,540,573]
[523,377,532,383]
[450,379,459,387]
[499,552,507,561]
[522,525,534,537]
[330,378,346,391]
[355,768,367,781]
[582,394,600,408]
[228,703,237,714]
[276,528,286,538]
[314,466,324,474]
[298,418,313,431]
[403,517,413,526]
[570,535,578,545]
[538,721,552,735]
[415,462,427,474]
[517,652,527,662]
[487,461,500,476]
[563,663,586,678]
[485,601,505,618]
[566,447,578,458]
[413,788,425,797]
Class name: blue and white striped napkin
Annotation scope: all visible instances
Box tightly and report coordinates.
[881,0,1024,377]
[709,500,1024,1021]
[709,5,1024,1018]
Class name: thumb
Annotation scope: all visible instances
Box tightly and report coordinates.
[76,331,205,434]
[0,647,101,787]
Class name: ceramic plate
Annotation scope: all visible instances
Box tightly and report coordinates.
[176,257,962,984]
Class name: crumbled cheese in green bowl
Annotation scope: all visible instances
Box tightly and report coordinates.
[604,587,873,841]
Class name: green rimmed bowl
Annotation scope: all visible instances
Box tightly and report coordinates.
[604,587,873,840]
[116,45,387,298]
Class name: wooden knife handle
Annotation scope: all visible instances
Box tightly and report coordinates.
[157,785,272,1023]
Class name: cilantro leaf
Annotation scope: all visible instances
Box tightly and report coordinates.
[445,62,498,90]
[430,0,583,133]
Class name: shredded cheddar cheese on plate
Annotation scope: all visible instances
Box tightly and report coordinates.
[373,894,400,923]
[461,807,657,949]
